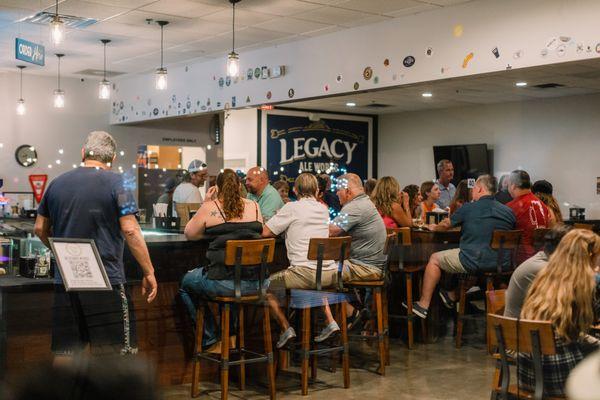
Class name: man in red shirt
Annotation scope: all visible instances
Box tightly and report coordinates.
[506,170,549,263]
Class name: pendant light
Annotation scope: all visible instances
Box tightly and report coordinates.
[227,0,241,78]
[53,54,65,108]
[50,0,64,46]
[155,20,169,90]
[16,65,26,116]
[99,39,111,100]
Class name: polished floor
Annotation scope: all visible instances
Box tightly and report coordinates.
[163,329,496,400]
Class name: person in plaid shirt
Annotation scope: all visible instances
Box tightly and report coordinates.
[519,229,600,397]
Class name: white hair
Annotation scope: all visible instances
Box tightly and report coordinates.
[83,131,116,164]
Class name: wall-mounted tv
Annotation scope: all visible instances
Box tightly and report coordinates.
[433,144,490,185]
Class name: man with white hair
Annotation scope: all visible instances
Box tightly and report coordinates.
[35,131,157,361]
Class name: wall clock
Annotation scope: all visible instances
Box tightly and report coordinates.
[15,145,37,167]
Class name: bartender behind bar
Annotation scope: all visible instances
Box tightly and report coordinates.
[34,131,158,362]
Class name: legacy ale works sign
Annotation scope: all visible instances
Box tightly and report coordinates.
[263,111,372,180]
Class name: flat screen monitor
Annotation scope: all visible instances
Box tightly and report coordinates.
[433,144,490,185]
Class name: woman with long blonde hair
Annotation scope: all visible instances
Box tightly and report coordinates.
[371,176,412,228]
[519,229,600,397]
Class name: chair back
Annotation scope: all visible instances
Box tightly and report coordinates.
[385,227,412,273]
[487,314,556,400]
[486,289,506,316]
[307,236,352,291]
[224,238,276,301]
[490,230,522,273]
[176,203,201,226]
[573,223,594,231]
[532,228,550,251]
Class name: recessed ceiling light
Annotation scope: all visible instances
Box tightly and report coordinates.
[422,92,433,98]
[515,82,527,87]
[346,102,356,107]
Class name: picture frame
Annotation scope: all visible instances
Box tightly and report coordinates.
[49,238,112,291]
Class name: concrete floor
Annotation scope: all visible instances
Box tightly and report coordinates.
[163,332,496,400]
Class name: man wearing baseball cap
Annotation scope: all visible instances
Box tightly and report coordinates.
[173,159,207,205]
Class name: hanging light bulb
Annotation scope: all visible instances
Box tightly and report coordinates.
[155,21,169,90]
[50,0,64,46]
[98,39,111,99]
[16,65,26,116]
[226,0,241,78]
[54,54,65,108]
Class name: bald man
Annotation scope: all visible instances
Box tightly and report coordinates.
[329,173,387,282]
[246,166,284,221]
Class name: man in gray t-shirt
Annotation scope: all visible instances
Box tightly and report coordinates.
[330,173,387,281]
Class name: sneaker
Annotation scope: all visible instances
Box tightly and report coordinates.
[438,290,456,309]
[314,321,340,343]
[276,327,297,349]
[402,301,428,319]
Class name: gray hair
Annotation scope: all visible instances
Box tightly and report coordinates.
[509,169,531,189]
[476,174,497,194]
[83,131,116,164]
[436,159,452,174]
[337,173,364,192]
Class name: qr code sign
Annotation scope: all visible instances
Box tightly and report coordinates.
[71,260,93,279]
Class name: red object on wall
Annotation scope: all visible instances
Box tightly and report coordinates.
[29,174,48,204]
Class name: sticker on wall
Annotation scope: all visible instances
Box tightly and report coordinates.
[232,96,236,107]
[383,58,390,67]
[266,91,272,100]
[506,64,512,70]
[254,67,261,79]
[233,76,239,84]
[146,99,151,106]
[288,88,295,98]
[586,45,592,53]
[186,100,192,109]
[556,44,567,57]
[185,66,189,72]
[225,76,231,86]
[207,98,211,106]
[153,108,159,116]
[324,84,329,92]
[373,76,379,84]
[540,48,549,57]
[261,66,268,79]
[246,96,251,103]
[595,43,600,53]
[196,100,201,106]
[426,47,433,57]
[218,77,224,87]
[513,50,523,59]
[576,43,584,53]
[177,102,181,109]
[403,56,415,67]
[353,82,360,90]
[224,103,230,110]
[119,101,124,110]
[171,94,176,103]
[217,101,221,107]
[336,74,343,83]
[247,68,253,80]
[462,52,474,68]
[201,105,207,111]
[363,66,373,80]
[453,24,463,38]
[492,47,500,58]
[130,106,133,111]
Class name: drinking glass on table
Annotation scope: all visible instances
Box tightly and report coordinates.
[413,218,424,229]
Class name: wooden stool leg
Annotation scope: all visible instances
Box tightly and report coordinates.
[191,307,205,398]
[310,311,317,381]
[238,305,246,390]
[374,288,385,376]
[263,305,277,400]
[340,301,350,389]
[221,304,231,400]
[405,273,414,349]
[456,279,467,349]
[278,292,291,372]
[301,308,311,396]
[382,288,390,366]
[486,278,494,354]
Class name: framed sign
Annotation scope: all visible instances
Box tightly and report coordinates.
[49,238,112,291]
[260,109,373,181]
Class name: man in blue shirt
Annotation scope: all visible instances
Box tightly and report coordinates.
[35,131,157,360]
[435,159,456,210]
[408,174,515,318]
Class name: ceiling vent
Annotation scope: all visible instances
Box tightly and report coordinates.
[532,83,565,89]
[18,11,97,29]
[365,103,392,108]
[75,69,125,78]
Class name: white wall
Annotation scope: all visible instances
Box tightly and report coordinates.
[223,108,258,172]
[379,93,600,219]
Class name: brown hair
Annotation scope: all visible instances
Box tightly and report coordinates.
[450,179,472,212]
[403,184,420,215]
[272,180,289,192]
[420,181,436,201]
[521,229,600,341]
[536,192,563,222]
[371,176,400,217]
[364,178,377,196]
[216,169,244,220]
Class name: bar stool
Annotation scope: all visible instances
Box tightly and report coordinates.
[287,236,351,396]
[455,230,522,349]
[191,238,277,400]
[344,232,396,375]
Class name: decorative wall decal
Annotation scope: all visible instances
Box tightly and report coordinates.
[556,44,566,57]
[353,82,359,90]
[153,108,159,116]
[254,67,261,79]
[246,96,251,103]
[171,95,176,103]
[232,96,236,107]
[541,48,549,57]
[266,91,272,99]
[119,101,124,110]
[185,66,189,72]
[177,102,181,108]
[383,58,390,67]
[288,88,295,98]
[403,56,415,67]
[513,50,523,59]
[324,84,329,92]
[462,52,474,68]
[363,66,373,80]
[186,100,191,109]
[224,103,230,110]
[225,76,231,86]
[247,68,253,80]
[217,101,221,107]
[595,43,600,53]
[261,66,268,79]
[201,105,207,110]
[336,74,343,83]
[219,77,224,87]
[576,43,584,53]
[492,47,500,58]
[426,47,433,57]
[207,98,211,106]
[506,64,512,70]
[453,24,463,37]
[373,76,379,84]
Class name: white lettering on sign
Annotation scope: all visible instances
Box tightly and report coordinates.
[279,137,358,165]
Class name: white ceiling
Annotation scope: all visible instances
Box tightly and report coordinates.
[0,0,475,77]
[281,59,600,114]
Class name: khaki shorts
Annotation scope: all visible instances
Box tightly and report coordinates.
[435,248,467,274]
[269,266,338,290]
[342,261,383,282]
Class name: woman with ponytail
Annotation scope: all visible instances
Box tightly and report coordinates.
[180,168,264,352]
[518,229,600,396]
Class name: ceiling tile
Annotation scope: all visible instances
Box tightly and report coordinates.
[293,6,372,26]
[335,0,422,15]
[254,16,331,34]
[55,0,131,21]
[139,0,225,18]
[199,8,276,26]
[239,0,324,16]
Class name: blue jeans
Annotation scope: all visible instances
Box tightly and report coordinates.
[179,267,266,348]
